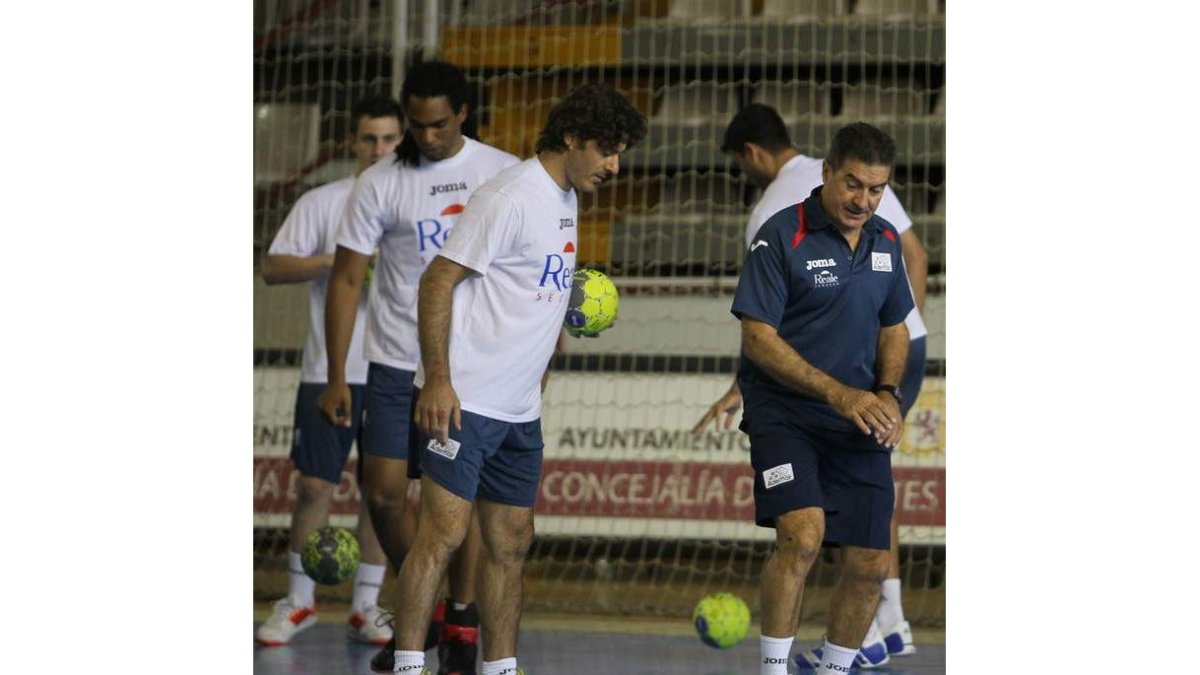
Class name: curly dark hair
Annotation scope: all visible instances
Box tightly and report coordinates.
[535,82,647,155]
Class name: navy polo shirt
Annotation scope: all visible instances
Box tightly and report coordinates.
[731,186,914,432]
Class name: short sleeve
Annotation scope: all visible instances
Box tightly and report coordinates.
[436,189,519,275]
[336,171,392,255]
[268,189,324,257]
[874,185,912,234]
[879,230,916,327]
[731,212,792,328]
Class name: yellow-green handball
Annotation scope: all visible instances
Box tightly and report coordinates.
[301,526,360,585]
[564,269,619,337]
[692,592,751,649]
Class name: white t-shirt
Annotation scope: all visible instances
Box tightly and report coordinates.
[268,176,370,384]
[337,138,520,371]
[415,158,578,423]
[744,154,928,340]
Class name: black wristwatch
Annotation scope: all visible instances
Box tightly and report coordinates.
[874,384,902,407]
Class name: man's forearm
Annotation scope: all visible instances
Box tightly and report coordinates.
[741,320,845,404]
[875,322,910,388]
[324,276,361,384]
[417,265,458,384]
[261,254,335,285]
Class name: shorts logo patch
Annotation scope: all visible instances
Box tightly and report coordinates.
[427,438,461,461]
[763,463,795,489]
[871,251,892,272]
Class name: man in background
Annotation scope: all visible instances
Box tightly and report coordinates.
[256,94,403,647]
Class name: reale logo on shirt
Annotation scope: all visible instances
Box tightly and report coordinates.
[813,270,839,287]
[416,204,466,253]
[871,251,893,272]
[538,249,575,292]
[805,258,837,271]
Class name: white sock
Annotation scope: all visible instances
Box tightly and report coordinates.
[760,635,794,675]
[393,650,423,672]
[816,640,858,674]
[351,562,387,612]
[861,618,884,647]
[875,578,905,629]
[287,551,315,607]
[481,657,518,675]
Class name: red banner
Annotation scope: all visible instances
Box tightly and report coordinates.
[254,457,944,527]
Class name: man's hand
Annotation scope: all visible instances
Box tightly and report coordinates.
[692,384,743,436]
[318,382,353,428]
[415,377,461,445]
[874,390,904,449]
[829,385,897,440]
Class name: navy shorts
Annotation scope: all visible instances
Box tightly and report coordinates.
[741,403,894,550]
[418,410,544,508]
[290,382,366,484]
[362,363,420,464]
[900,336,927,418]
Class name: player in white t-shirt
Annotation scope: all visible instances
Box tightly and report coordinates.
[691,104,930,667]
[383,83,647,675]
[256,96,403,647]
[319,61,519,675]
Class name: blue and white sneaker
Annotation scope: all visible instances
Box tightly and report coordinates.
[793,625,890,671]
[882,619,917,656]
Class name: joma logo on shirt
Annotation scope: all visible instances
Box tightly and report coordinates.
[428,182,468,196]
[805,258,837,271]
[559,218,575,230]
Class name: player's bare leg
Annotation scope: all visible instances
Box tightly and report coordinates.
[447,510,482,604]
[888,515,901,579]
[827,545,889,648]
[255,473,332,645]
[361,454,413,567]
[356,498,388,567]
[433,511,484,673]
[475,498,535,662]
[760,507,824,638]
[757,507,823,674]
[348,499,392,644]
[394,476,473,651]
[873,509,916,655]
[289,474,336,554]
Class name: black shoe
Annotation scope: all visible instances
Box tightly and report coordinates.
[426,600,446,651]
[369,635,394,674]
[437,603,479,675]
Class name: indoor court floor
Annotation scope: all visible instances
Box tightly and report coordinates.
[253,608,947,674]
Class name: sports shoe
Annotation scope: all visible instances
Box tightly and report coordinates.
[437,602,480,675]
[396,667,523,675]
[255,598,317,646]
[348,604,394,645]
[882,619,917,656]
[794,637,890,670]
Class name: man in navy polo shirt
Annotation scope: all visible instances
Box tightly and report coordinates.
[732,122,913,675]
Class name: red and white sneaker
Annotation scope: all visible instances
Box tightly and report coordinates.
[347,604,393,645]
[255,598,317,646]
